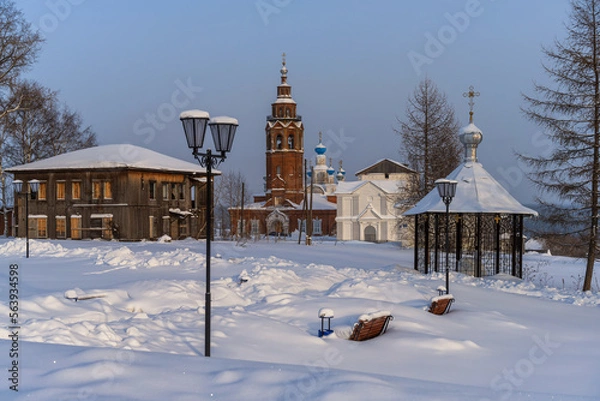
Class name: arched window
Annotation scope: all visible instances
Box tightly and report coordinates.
[267,133,271,150]
[288,135,294,149]
[278,107,283,117]
[276,165,281,175]
[276,135,283,150]
[285,108,290,117]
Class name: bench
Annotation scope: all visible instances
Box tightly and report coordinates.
[429,294,455,315]
[348,311,393,341]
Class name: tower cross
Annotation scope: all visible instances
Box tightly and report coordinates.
[462,85,480,123]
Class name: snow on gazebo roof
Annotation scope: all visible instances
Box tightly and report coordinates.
[403,161,537,216]
[6,144,215,175]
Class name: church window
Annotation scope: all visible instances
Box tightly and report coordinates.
[285,108,290,117]
[276,135,283,149]
[276,165,281,175]
[251,219,260,235]
[278,107,283,117]
[313,218,322,235]
[288,135,294,149]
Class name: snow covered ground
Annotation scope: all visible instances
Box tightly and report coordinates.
[0,237,599,400]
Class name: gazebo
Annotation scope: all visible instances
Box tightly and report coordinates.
[403,89,537,278]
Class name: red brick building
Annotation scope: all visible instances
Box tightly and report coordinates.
[229,56,337,238]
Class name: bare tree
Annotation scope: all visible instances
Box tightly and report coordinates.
[1,80,97,166]
[396,78,462,201]
[0,0,43,120]
[519,0,600,291]
[213,170,251,239]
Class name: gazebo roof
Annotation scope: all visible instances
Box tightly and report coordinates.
[403,162,537,216]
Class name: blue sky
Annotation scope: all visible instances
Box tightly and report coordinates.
[17,0,571,202]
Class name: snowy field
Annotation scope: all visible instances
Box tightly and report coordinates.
[0,237,599,400]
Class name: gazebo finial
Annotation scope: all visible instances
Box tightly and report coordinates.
[462,85,480,124]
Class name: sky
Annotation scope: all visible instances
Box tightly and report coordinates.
[16,0,571,203]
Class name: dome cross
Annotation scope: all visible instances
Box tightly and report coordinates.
[463,85,480,123]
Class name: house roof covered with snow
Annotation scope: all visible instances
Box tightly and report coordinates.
[336,179,401,195]
[6,144,215,175]
[355,158,416,177]
[404,114,536,217]
[404,162,537,215]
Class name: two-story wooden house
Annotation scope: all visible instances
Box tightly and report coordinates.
[7,144,214,241]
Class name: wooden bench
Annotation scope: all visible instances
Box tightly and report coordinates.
[348,311,393,341]
[429,294,455,315]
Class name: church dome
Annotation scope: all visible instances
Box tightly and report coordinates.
[315,142,326,155]
[459,122,483,163]
[327,165,335,175]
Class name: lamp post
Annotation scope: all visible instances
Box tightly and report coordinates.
[435,179,457,295]
[13,179,40,258]
[180,109,238,358]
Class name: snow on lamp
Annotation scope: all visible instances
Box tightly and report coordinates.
[209,116,239,154]
[180,109,210,153]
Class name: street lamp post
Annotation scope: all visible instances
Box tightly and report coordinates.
[180,109,238,358]
[435,178,458,295]
[13,179,40,258]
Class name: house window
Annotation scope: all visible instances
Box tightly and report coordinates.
[56,216,66,238]
[313,218,322,235]
[179,184,185,200]
[92,181,102,199]
[251,219,260,235]
[56,181,66,200]
[103,181,112,199]
[171,183,177,200]
[149,181,157,200]
[70,216,82,239]
[162,183,169,200]
[37,182,47,200]
[29,216,47,238]
[72,181,81,200]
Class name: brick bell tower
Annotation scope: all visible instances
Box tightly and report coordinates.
[264,53,304,206]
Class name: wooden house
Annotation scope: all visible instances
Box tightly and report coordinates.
[7,144,214,241]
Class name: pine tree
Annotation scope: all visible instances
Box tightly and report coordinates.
[396,78,462,202]
[520,0,600,291]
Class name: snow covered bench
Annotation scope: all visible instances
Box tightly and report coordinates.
[348,311,393,341]
[429,294,455,315]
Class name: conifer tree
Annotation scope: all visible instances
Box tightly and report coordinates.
[520,0,600,291]
[396,78,462,201]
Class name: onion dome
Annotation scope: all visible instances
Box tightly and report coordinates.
[315,142,326,155]
[459,123,483,163]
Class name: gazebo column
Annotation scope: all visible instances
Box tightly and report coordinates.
[414,215,419,272]
[455,214,462,272]
[424,215,430,274]
[475,214,482,277]
[434,214,440,273]
[511,215,518,277]
[518,215,524,278]
[495,214,501,275]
